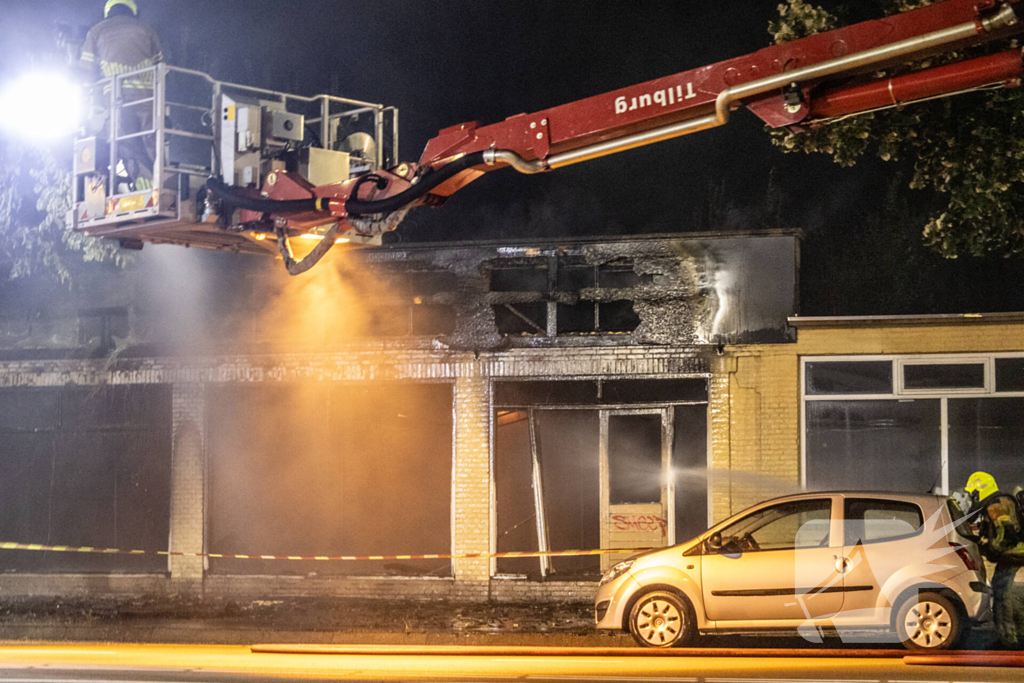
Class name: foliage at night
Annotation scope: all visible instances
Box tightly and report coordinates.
[771,0,1024,258]
[0,142,127,285]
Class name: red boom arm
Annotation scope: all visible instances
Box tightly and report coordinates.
[245,0,1024,274]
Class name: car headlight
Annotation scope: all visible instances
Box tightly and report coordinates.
[599,559,635,586]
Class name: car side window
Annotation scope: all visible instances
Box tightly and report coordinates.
[715,499,832,553]
[844,499,923,545]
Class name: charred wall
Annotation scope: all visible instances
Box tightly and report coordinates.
[0,231,798,358]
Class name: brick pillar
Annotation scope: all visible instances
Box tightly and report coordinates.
[170,383,205,590]
[709,355,734,524]
[452,365,491,600]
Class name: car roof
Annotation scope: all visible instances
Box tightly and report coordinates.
[754,490,944,506]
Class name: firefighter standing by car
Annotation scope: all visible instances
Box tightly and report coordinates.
[953,472,1024,649]
[79,0,163,190]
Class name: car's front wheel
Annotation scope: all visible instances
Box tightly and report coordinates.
[628,590,696,648]
[895,590,964,651]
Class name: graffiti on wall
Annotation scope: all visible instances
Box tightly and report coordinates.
[611,513,668,536]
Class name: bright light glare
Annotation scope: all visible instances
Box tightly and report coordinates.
[0,71,83,143]
[299,234,350,244]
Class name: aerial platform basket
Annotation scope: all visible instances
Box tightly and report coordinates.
[69,64,398,255]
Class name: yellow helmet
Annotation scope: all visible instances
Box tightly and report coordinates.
[105,0,138,17]
[965,471,999,502]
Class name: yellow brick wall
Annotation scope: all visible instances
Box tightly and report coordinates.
[710,322,1024,522]
[452,368,491,596]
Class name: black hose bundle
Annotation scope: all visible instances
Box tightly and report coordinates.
[204,151,489,276]
[206,177,320,213]
[344,151,486,215]
[206,150,488,218]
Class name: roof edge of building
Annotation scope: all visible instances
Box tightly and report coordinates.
[788,312,1024,329]
[374,228,804,251]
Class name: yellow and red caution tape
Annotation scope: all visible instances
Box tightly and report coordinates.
[0,542,651,561]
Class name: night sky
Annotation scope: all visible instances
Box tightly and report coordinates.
[2,0,1023,313]
[0,0,884,237]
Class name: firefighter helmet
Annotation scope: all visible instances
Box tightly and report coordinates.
[966,471,999,502]
[105,0,138,17]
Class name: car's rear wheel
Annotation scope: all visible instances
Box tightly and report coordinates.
[895,590,963,651]
[628,590,696,648]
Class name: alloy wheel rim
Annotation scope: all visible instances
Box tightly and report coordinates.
[904,600,951,648]
[636,598,682,645]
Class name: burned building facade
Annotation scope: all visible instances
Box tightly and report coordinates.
[6,229,1019,602]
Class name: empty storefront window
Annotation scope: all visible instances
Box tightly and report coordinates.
[948,398,1024,491]
[805,399,940,492]
[804,355,1024,495]
[207,382,453,577]
[494,410,600,578]
[494,379,708,579]
[0,385,172,573]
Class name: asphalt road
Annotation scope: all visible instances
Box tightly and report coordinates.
[0,643,1021,683]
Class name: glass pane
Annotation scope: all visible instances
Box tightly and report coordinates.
[948,398,1024,493]
[608,414,662,505]
[806,399,941,492]
[537,411,601,577]
[903,363,984,390]
[718,500,831,552]
[995,358,1024,392]
[844,499,923,545]
[673,404,708,543]
[806,361,892,395]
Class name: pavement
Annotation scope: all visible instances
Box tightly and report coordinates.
[0,595,633,646]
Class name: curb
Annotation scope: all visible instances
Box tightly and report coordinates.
[0,624,633,647]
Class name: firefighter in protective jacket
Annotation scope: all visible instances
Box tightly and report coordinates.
[80,0,163,190]
[963,471,1024,648]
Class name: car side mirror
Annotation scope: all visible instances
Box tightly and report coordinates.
[705,532,722,554]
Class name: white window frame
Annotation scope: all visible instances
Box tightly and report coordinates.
[800,353,1024,494]
[898,356,990,395]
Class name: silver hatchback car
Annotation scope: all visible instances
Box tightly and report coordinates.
[595,491,989,650]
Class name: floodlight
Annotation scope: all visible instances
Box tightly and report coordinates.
[0,70,83,143]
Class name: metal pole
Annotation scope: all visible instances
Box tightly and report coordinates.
[211,82,221,180]
[109,76,119,196]
[321,96,331,150]
[154,65,165,201]
[375,108,384,170]
[390,107,399,167]
[528,408,552,577]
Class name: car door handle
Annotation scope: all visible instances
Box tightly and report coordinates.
[834,556,851,574]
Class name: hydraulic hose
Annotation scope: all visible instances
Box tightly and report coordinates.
[206,177,320,213]
[345,150,487,215]
[207,151,489,218]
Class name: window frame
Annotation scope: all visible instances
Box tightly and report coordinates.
[842,497,925,546]
[800,353,1024,494]
[898,358,989,395]
[711,498,835,554]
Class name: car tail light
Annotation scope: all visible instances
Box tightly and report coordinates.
[950,542,979,571]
